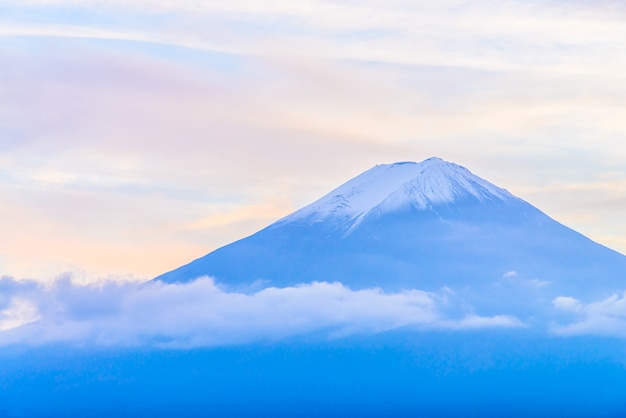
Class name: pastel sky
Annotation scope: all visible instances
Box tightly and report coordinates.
[1,0,626,281]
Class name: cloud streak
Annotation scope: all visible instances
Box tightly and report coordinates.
[0,276,522,348]
[4,0,626,72]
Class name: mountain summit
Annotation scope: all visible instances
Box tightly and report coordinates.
[156,158,626,303]
[280,157,513,232]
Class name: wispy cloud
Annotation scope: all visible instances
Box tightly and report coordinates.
[3,0,626,72]
[0,276,522,348]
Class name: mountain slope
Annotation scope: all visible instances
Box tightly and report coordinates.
[155,158,626,302]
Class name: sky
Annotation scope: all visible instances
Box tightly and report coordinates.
[1,0,626,282]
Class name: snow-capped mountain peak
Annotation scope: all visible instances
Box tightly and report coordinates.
[281,157,513,225]
[155,156,626,300]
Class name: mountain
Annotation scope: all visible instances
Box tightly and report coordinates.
[155,157,626,304]
[6,157,626,417]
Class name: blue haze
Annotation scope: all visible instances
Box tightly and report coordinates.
[2,333,626,417]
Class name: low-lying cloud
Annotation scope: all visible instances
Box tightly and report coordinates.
[0,276,522,348]
[552,292,626,337]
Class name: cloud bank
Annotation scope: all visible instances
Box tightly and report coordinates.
[0,276,521,348]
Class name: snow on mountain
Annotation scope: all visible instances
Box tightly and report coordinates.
[281,158,513,228]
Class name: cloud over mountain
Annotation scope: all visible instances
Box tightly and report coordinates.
[552,292,626,337]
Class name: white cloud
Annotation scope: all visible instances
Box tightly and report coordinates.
[552,292,626,337]
[0,297,40,331]
[3,1,626,76]
[0,276,522,348]
[553,296,583,312]
[440,314,524,330]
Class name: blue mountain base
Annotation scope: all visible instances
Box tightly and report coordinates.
[2,331,626,417]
